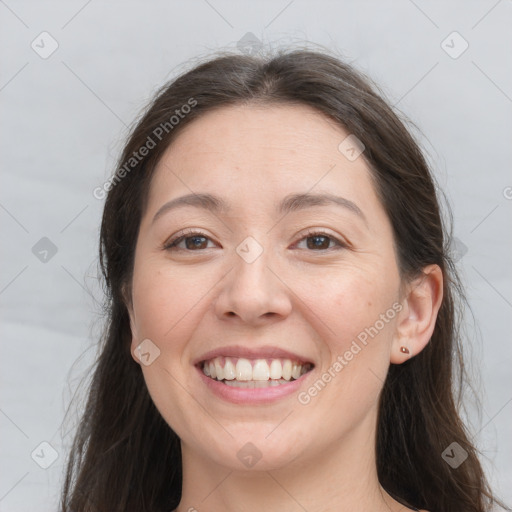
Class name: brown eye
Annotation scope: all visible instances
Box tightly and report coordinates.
[295,231,346,251]
[306,235,332,250]
[183,235,209,250]
[164,231,215,251]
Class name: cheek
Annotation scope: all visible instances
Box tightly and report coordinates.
[295,264,398,345]
[130,261,207,344]
[296,267,398,401]
[130,263,210,434]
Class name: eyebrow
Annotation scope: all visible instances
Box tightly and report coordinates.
[152,192,367,225]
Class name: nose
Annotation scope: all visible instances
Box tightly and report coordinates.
[214,245,292,325]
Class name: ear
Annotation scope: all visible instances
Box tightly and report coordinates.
[122,283,142,366]
[390,264,443,364]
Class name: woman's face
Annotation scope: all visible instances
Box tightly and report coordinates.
[127,104,404,471]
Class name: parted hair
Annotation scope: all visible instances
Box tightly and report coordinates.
[61,48,508,512]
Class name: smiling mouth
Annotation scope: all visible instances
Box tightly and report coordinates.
[200,356,314,388]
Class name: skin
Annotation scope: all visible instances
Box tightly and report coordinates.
[126,104,442,512]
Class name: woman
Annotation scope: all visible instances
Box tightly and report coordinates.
[61,49,509,512]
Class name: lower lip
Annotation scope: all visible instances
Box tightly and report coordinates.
[196,365,312,404]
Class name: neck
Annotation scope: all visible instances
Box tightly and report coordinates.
[175,412,403,512]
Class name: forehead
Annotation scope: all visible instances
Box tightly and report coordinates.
[146,103,380,218]
[158,103,347,173]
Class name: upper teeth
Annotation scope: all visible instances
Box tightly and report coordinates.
[202,356,312,382]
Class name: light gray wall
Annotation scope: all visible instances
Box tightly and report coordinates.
[1,1,511,510]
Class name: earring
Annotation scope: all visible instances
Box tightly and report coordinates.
[400,346,410,354]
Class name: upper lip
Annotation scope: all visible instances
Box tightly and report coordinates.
[193,345,314,366]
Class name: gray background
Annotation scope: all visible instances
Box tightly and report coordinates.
[1,1,511,510]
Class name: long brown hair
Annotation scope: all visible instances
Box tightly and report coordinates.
[60,48,509,512]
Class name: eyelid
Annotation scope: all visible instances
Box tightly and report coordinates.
[163,228,216,250]
[292,228,349,250]
[163,227,349,252]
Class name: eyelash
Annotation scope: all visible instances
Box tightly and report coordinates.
[163,228,347,252]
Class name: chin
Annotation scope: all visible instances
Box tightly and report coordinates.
[197,428,308,472]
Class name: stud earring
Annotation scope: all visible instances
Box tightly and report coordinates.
[400,346,410,354]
